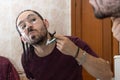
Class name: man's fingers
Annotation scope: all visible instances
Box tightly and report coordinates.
[54,34,65,40]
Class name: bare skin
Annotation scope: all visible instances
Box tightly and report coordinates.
[55,34,113,80]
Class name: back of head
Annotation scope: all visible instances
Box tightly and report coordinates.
[89,0,120,19]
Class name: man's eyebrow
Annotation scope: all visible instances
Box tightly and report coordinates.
[18,21,24,26]
[18,14,35,26]
[27,14,36,19]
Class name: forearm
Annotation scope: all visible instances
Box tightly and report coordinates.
[75,49,113,80]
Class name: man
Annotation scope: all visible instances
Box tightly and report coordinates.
[89,0,120,41]
[16,9,112,80]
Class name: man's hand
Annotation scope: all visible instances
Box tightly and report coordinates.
[54,34,78,57]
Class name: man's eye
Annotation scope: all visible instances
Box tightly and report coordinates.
[21,25,26,30]
[32,18,36,21]
[30,18,36,23]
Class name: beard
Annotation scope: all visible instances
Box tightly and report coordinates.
[91,6,106,19]
[27,27,48,45]
[93,4,120,18]
[29,32,47,45]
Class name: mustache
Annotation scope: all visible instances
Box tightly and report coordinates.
[27,28,37,35]
[28,28,36,32]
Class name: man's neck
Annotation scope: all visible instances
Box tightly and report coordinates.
[33,34,56,57]
[34,41,56,57]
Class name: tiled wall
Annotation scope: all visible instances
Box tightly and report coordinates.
[0,0,71,72]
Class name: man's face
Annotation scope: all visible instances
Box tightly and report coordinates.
[16,11,48,45]
[89,0,120,18]
[112,17,120,41]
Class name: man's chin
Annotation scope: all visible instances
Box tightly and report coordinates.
[30,39,45,45]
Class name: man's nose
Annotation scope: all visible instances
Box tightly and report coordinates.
[26,21,33,27]
[25,22,33,30]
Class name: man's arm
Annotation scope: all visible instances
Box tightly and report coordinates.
[55,35,113,80]
[76,49,113,80]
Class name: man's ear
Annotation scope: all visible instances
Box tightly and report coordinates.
[43,19,49,28]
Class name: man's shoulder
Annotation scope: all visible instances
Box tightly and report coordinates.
[66,36,84,43]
